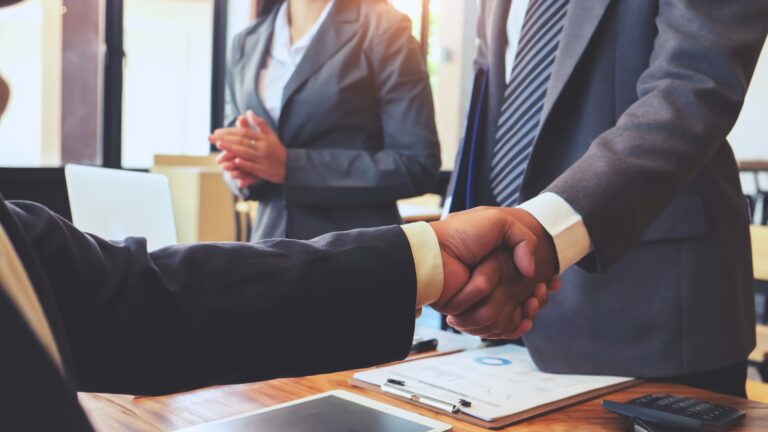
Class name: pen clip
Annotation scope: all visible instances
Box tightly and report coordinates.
[381,379,469,414]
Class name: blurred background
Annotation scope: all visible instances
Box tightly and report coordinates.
[0,0,486,170]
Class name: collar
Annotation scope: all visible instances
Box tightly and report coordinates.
[271,0,336,65]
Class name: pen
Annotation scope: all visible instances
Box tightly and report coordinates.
[382,379,472,414]
[411,337,438,353]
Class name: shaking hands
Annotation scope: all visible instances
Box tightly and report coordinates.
[211,112,560,340]
[428,207,560,340]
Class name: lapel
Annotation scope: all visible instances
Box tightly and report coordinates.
[539,0,612,128]
[482,0,513,194]
[279,0,359,129]
[238,6,281,131]
[0,197,75,385]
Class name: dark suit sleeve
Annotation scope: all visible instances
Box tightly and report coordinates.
[282,12,441,206]
[9,201,416,396]
[545,0,768,270]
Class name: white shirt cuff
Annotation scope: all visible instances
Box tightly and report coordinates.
[517,192,593,273]
[400,222,444,309]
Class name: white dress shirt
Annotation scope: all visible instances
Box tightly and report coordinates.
[258,0,335,123]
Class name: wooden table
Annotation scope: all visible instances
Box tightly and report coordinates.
[80,369,768,431]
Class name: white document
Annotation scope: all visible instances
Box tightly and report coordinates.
[354,344,633,422]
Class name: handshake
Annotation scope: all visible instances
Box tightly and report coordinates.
[427,207,560,340]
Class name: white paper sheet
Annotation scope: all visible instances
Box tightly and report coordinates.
[354,344,633,421]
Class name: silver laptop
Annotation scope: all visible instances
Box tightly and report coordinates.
[65,164,177,251]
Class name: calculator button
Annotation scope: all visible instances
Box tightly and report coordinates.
[670,399,697,411]
[655,396,683,407]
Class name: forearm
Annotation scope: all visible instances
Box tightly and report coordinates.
[283,148,439,205]
[547,0,767,269]
[12,202,417,395]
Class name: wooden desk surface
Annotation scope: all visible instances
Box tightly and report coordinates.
[80,369,768,431]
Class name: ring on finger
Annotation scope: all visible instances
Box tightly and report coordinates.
[248,140,257,148]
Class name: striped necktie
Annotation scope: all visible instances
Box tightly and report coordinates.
[490,0,570,207]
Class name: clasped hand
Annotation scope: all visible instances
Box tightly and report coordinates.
[209,110,287,188]
[429,207,560,340]
[210,113,558,340]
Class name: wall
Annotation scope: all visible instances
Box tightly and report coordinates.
[729,38,768,161]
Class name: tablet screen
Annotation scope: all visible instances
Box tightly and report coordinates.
[186,394,435,432]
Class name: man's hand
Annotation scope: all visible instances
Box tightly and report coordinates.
[210,111,287,185]
[429,207,559,339]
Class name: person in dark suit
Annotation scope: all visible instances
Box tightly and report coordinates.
[438,0,768,397]
[0,196,555,429]
[210,0,440,241]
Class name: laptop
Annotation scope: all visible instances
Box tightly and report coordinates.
[65,164,177,251]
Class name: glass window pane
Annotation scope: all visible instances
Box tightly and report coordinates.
[122,0,214,168]
[0,0,103,168]
[0,0,62,167]
[389,0,423,42]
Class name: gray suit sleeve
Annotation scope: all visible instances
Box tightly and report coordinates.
[282,13,441,206]
[546,0,768,270]
[222,33,272,200]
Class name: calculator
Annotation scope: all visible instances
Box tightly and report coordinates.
[602,393,745,431]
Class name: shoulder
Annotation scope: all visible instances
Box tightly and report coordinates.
[229,14,274,63]
[357,0,412,38]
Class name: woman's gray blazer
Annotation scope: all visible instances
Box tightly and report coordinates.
[224,0,440,240]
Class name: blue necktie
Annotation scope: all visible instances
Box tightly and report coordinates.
[490,0,570,207]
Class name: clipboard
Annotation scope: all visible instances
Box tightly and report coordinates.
[350,376,639,429]
[350,345,641,429]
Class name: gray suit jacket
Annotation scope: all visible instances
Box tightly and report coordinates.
[475,0,768,377]
[225,0,440,240]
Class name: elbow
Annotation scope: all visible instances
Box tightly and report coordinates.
[408,153,441,197]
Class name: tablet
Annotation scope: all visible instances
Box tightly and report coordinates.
[179,390,452,432]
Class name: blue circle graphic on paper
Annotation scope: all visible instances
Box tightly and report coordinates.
[475,356,512,366]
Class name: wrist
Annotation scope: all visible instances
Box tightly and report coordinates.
[509,208,559,280]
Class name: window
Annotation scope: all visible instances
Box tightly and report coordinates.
[0,0,103,167]
[390,0,479,170]
[121,0,215,168]
[0,0,60,167]
[0,0,481,171]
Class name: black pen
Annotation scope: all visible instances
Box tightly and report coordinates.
[411,337,438,353]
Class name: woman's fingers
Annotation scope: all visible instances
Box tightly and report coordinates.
[216,140,262,162]
[209,126,264,142]
[246,111,274,137]
[216,150,236,164]
[234,157,261,176]
[237,115,250,129]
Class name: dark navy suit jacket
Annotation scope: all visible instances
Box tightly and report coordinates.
[0,198,416,430]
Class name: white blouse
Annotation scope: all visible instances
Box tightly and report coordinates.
[258,0,336,123]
